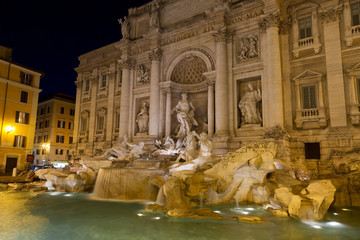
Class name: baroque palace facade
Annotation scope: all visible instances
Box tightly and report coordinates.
[74,0,360,166]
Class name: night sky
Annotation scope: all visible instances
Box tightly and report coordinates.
[0,0,148,97]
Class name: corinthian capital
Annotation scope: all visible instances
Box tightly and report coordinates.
[118,58,136,70]
[149,48,162,61]
[319,5,343,24]
[259,12,280,32]
[212,28,233,43]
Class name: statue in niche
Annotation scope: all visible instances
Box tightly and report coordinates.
[118,16,130,39]
[136,101,149,133]
[237,35,258,62]
[171,93,198,139]
[137,64,150,83]
[150,0,160,28]
[238,82,262,125]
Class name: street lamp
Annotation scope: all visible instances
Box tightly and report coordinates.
[5,125,15,134]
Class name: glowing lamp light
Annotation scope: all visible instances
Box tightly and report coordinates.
[5,125,15,133]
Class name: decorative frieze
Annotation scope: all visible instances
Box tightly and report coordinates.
[319,5,343,24]
[212,28,233,43]
[149,48,162,61]
[236,34,259,62]
[259,12,280,32]
[118,58,136,70]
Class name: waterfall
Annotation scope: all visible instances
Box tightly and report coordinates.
[93,167,165,201]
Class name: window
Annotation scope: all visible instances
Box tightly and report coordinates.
[67,150,70,155]
[305,143,320,159]
[20,91,28,103]
[47,106,51,113]
[57,120,65,128]
[101,75,107,88]
[60,107,64,114]
[41,149,46,155]
[36,149,40,155]
[45,120,49,128]
[85,80,90,92]
[14,135,26,147]
[302,85,317,109]
[56,135,65,143]
[97,115,105,130]
[37,135,42,143]
[39,121,44,129]
[20,71,33,86]
[59,149,63,155]
[69,136,73,144]
[352,2,360,26]
[70,109,75,116]
[80,117,88,131]
[118,70,123,86]
[68,121,73,130]
[40,108,45,115]
[115,112,120,129]
[299,16,312,39]
[43,134,48,142]
[55,149,58,155]
[15,111,29,124]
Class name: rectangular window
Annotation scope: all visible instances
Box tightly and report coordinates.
[115,113,120,129]
[81,117,88,131]
[55,149,58,155]
[118,70,123,86]
[36,149,40,155]
[43,135,48,142]
[56,135,65,143]
[351,2,360,26]
[305,143,320,159]
[101,75,107,88]
[39,121,44,129]
[68,122,73,130]
[59,149,63,155]
[42,149,46,155]
[97,115,105,130]
[37,135,42,143]
[20,91,28,103]
[20,71,33,86]
[45,120,49,128]
[70,109,75,116]
[14,135,26,147]
[302,85,317,109]
[299,16,312,39]
[62,121,65,129]
[69,136,73,144]
[85,80,90,92]
[47,106,51,113]
[60,107,64,114]
[40,108,45,115]
[57,120,61,128]
[15,111,29,124]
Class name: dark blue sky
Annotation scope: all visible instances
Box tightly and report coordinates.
[0,0,148,97]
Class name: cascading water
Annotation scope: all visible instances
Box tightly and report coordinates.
[93,159,166,201]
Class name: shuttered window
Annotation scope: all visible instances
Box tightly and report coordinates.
[20,72,33,86]
[351,2,360,26]
[20,91,28,103]
[302,85,317,109]
[15,111,29,124]
[14,135,26,147]
[97,115,105,130]
[299,16,312,39]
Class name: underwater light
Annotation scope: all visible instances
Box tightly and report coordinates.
[333,213,339,216]
[342,208,351,211]
[64,194,72,197]
[241,211,249,215]
[50,192,61,196]
[327,221,341,227]
[312,225,322,229]
[153,217,161,220]
[214,211,221,214]
[137,213,144,217]
[245,208,255,211]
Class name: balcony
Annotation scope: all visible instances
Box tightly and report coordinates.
[345,25,360,46]
[295,107,327,129]
[293,36,321,58]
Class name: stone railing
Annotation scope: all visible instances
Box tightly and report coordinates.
[351,25,360,35]
[298,36,314,47]
[295,107,327,129]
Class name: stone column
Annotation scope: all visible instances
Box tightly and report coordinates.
[159,89,165,138]
[320,5,347,127]
[73,76,82,146]
[226,32,235,136]
[164,88,172,137]
[88,69,98,144]
[207,80,215,137]
[260,13,284,127]
[148,48,162,137]
[106,65,116,143]
[213,29,230,136]
[118,58,134,138]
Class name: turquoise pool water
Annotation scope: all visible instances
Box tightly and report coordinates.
[0,191,359,240]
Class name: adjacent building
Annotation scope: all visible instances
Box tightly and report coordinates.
[33,93,75,166]
[74,0,360,172]
[0,46,42,174]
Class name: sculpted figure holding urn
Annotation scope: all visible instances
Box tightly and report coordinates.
[136,102,149,133]
[238,82,262,125]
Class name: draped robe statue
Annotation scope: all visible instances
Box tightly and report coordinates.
[238,82,262,125]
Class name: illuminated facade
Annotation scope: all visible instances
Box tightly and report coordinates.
[0,46,42,174]
[74,0,360,173]
[33,93,75,166]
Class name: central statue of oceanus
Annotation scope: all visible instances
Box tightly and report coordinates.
[171,93,198,139]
